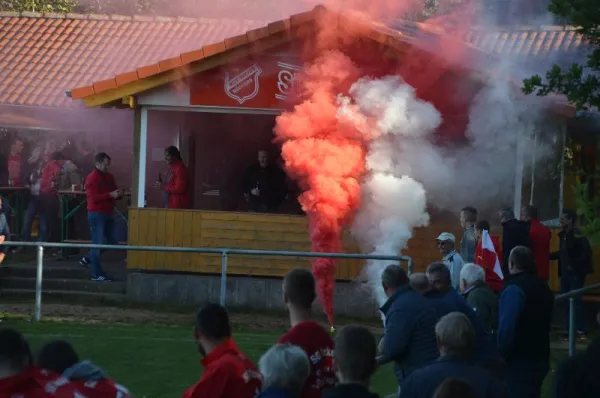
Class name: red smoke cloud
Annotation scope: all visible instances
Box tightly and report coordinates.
[274,51,365,325]
[275,2,478,324]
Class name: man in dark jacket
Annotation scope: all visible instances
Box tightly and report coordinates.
[410,273,455,319]
[426,262,501,376]
[459,263,498,334]
[241,150,287,213]
[377,265,439,390]
[400,312,505,398]
[552,312,600,398]
[499,207,531,278]
[497,246,554,398]
[325,325,379,398]
[551,209,593,337]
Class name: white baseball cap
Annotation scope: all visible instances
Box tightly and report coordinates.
[435,232,456,243]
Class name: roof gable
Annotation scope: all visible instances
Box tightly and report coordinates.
[0,12,267,107]
[68,6,498,108]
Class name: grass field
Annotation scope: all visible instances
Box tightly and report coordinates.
[4,319,571,398]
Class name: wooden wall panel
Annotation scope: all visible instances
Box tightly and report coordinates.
[127,208,599,290]
[127,208,463,280]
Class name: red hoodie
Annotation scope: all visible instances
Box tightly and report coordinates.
[164,160,191,209]
[529,218,552,280]
[475,235,504,293]
[85,169,118,215]
[182,339,261,398]
[0,367,85,397]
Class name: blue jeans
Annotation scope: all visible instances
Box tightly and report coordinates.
[88,212,117,278]
[22,196,46,242]
[560,270,587,332]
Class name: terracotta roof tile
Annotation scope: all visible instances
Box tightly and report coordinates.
[464,26,588,63]
[0,12,268,107]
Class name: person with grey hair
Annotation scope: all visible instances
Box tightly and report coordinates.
[258,344,310,398]
[426,262,501,375]
[409,273,431,295]
[497,246,553,398]
[378,264,439,390]
[325,325,379,398]
[400,312,505,398]
[498,206,530,277]
[460,263,498,334]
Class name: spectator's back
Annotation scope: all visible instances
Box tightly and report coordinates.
[378,266,439,385]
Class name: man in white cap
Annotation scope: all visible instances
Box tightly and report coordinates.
[435,232,464,290]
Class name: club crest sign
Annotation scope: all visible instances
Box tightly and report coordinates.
[224,64,263,104]
[275,62,303,101]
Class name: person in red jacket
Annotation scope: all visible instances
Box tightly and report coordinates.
[474,220,504,293]
[37,340,130,398]
[0,327,84,398]
[278,268,336,398]
[183,303,262,398]
[83,152,121,282]
[522,205,551,280]
[155,146,191,209]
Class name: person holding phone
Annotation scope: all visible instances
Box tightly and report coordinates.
[154,146,191,209]
[83,152,121,282]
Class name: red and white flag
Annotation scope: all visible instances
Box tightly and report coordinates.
[481,230,504,280]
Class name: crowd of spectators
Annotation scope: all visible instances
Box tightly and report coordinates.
[0,206,598,398]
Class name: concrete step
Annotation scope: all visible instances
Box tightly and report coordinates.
[1,264,91,280]
[0,277,126,294]
[0,288,126,304]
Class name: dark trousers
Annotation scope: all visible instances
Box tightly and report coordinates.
[560,270,587,332]
[39,194,60,243]
[88,212,117,278]
[22,196,46,242]
[506,360,548,398]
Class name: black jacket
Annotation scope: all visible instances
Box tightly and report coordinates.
[552,334,600,398]
[501,219,531,275]
[241,163,287,210]
[324,384,379,398]
[551,229,593,277]
[498,271,554,363]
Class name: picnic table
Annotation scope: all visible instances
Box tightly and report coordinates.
[0,186,28,237]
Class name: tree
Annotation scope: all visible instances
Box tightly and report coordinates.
[522,0,599,110]
[0,0,77,12]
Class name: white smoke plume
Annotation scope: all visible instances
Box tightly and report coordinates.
[337,69,551,305]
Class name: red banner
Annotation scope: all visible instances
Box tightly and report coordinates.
[190,54,303,110]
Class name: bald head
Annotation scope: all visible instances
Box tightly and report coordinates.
[410,273,430,294]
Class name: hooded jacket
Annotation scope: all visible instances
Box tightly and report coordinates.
[62,361,130,398]
[163,159,191,209]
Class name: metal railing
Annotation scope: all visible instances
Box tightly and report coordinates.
[554,282,600,357]
[0,241,413,323]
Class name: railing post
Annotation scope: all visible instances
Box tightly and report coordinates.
[34,245,44,322]
[220,251,228,307]
[568,297,576,357]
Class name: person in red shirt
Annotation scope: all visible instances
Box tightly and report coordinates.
[277,268,336,398]
[83,152,121,282]
[183,303,262,398]
[522,205,551,280]
[155,146,191,209]
[36,340,130,398]
[0,327,85,398]
[474,220,504,293]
